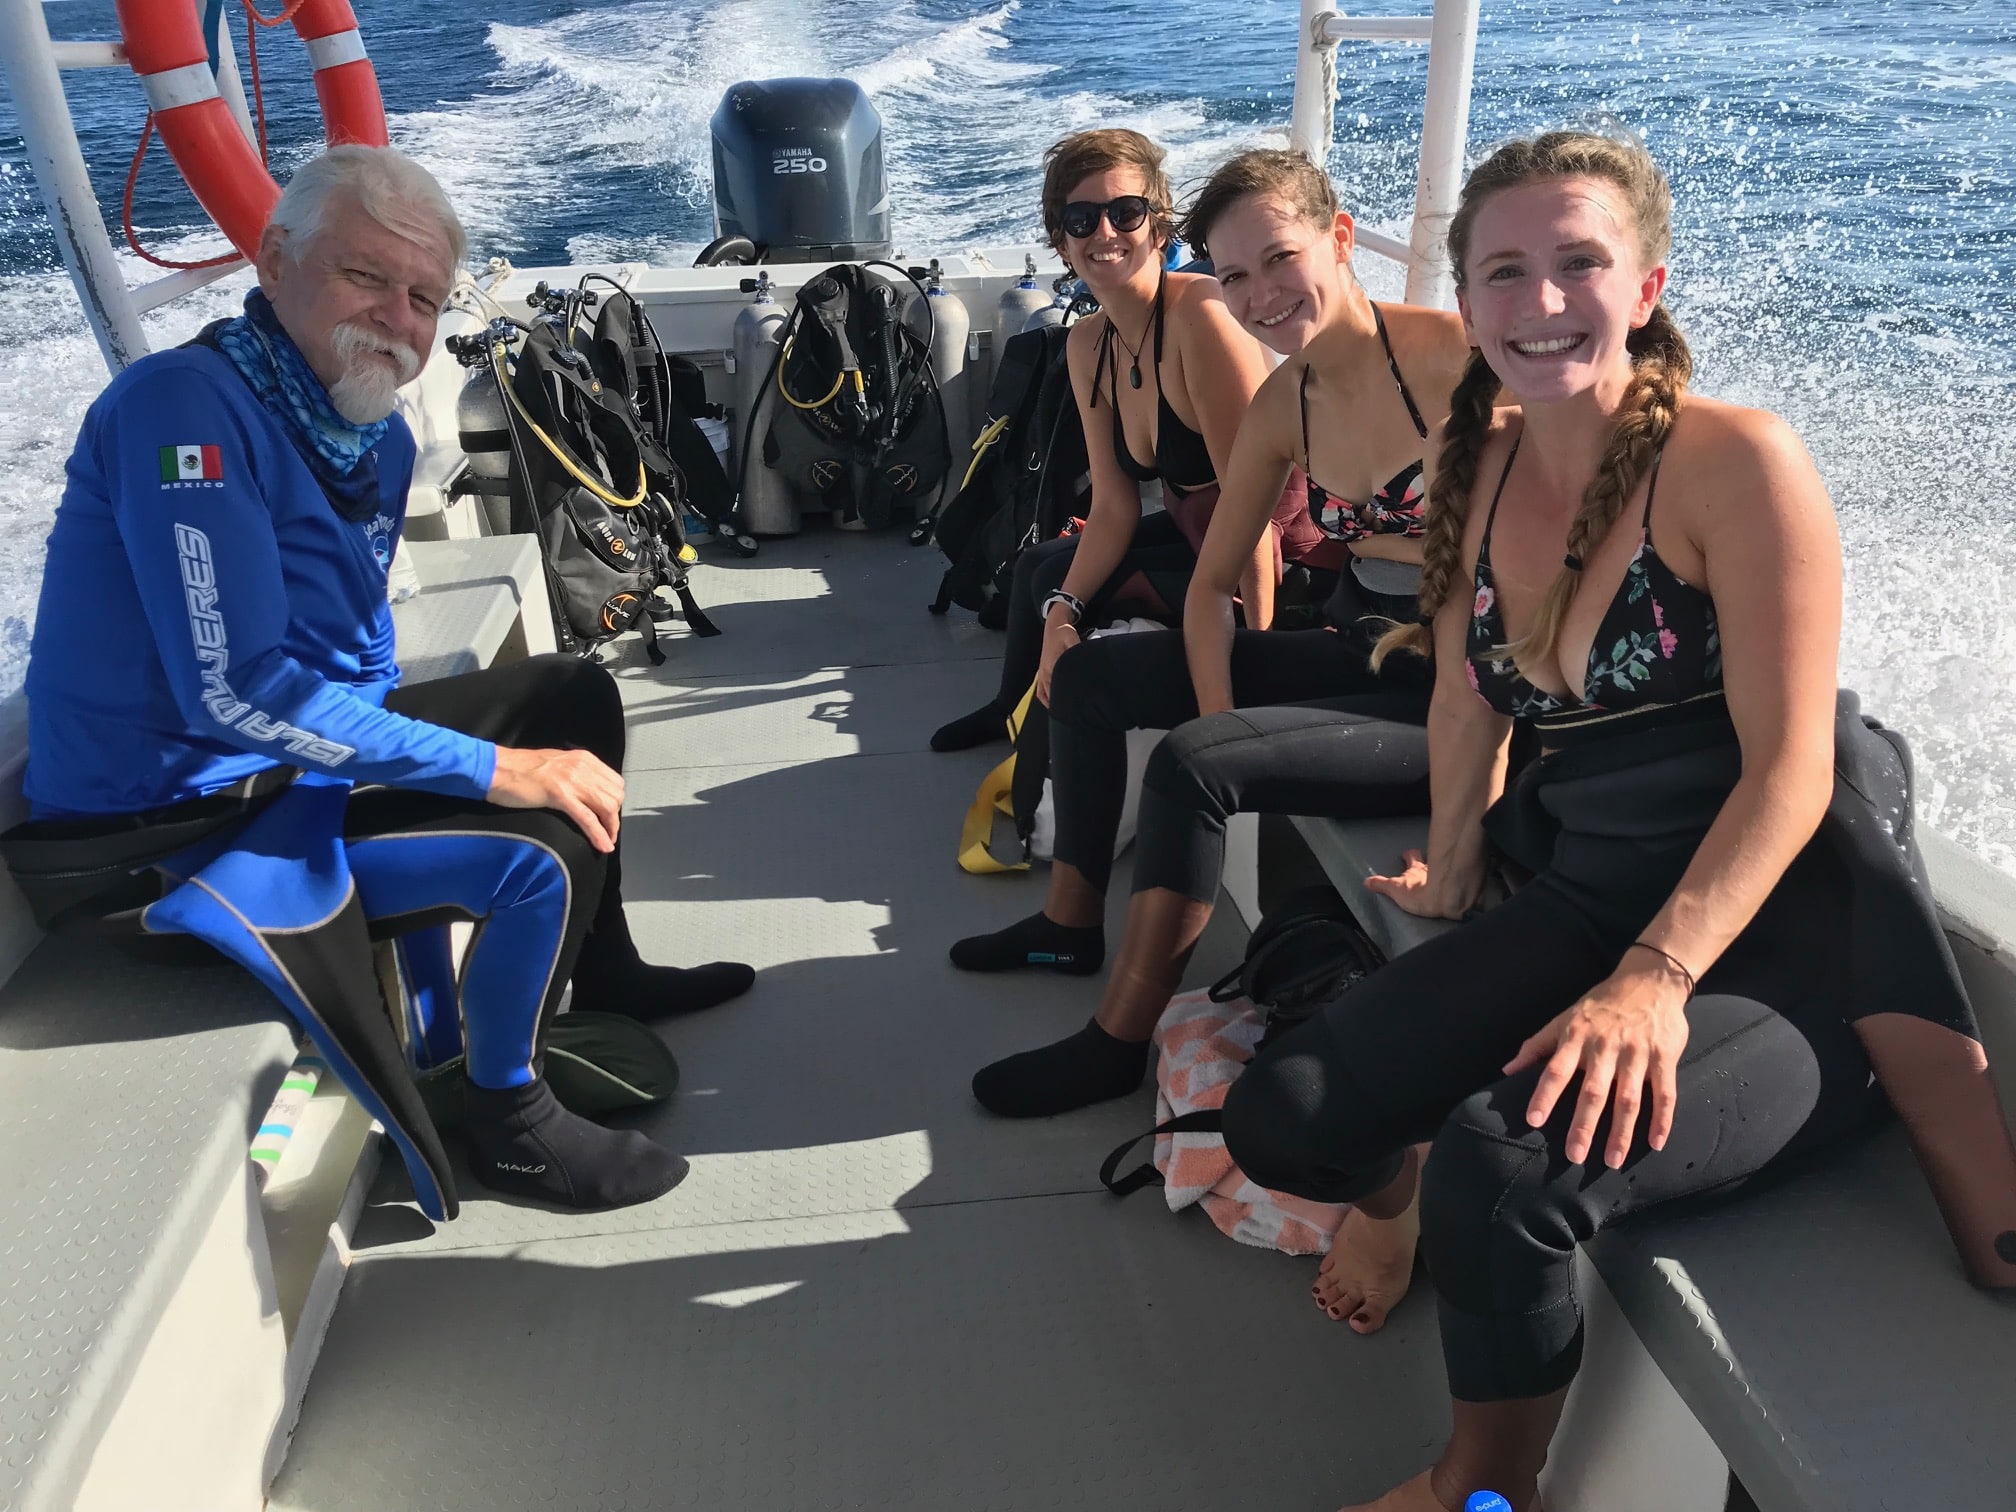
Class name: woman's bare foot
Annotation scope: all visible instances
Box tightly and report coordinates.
[1313,1193,1420,1333]
[1340,1470,1542,1512]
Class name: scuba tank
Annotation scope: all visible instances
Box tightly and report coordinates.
[454,357,518,537]
[992,255,1052,389]
[730,272,798,536]
[922,261,974,484]
[1024,271,1094,335]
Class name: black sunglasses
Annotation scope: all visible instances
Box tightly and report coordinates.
[1060,195,1153,240]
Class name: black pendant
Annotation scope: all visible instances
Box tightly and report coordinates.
[1128,362,1142,389]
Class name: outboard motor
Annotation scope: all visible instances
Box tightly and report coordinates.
[709,78,892,264]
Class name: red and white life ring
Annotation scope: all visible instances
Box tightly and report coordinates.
[115,0,389,262]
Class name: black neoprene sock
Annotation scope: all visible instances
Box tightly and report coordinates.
[972,1019,1150,1118]
[572,955,756,1020]
[931,703,1012,752]
[463,1078,688,1209]
[949,910,1105,975]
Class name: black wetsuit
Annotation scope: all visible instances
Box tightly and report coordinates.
[1221,443,1950,1403]
[1047,305,1436,900]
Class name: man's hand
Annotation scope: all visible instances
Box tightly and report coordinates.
[488,746,624,852]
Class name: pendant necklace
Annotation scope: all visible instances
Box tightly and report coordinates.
[1111,273,1163,390]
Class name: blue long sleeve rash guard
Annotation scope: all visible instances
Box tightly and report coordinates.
[24,345,496,817]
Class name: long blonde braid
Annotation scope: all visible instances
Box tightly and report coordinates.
[1369,350,1500,669]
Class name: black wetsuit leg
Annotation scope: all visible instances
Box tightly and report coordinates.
[1046,626,1429,894]
[1221,854,1887,1403]
[1129,697,1434,902]
[383,653,751,1016]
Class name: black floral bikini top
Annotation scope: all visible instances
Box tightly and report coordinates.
[1298,303,1429,543]
[1468,436,1723,727]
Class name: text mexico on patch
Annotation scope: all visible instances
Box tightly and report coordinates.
[159,444,224,488]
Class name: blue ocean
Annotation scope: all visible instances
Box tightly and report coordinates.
[2,0,2013,863]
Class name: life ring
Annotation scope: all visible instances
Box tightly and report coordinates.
[115,0,389,262]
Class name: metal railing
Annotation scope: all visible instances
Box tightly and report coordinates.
[1290,0,1480,309]
[0,0,256,375]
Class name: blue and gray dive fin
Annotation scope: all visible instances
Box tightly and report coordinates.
[143,782,460,1221]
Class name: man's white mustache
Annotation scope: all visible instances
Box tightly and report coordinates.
[330,323,421,385]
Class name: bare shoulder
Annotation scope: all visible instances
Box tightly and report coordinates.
[1378,302,1468,347]
[1165,270,1242,341]
[1245,353,1308,450]
[1064,313,1107,370]
[1666,397,1826,521]
[1164,268,1228,315]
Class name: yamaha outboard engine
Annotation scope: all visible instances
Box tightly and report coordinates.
[708,78,892,264]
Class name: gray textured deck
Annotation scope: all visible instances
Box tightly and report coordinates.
[271,526,1449,1512]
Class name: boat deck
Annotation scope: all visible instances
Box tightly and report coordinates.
[269,527,1449,1512]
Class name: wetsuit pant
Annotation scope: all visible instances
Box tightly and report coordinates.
[988,512,1196,711]
[344,653,634,1089]
[1047,593,1431,895]
[1130,696,1433,902]
[1220,841,1889,1403]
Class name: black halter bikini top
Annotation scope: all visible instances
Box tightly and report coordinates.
[1467,437,1723,728]
[1095,275,1216,499]
[1298,303,1430,544]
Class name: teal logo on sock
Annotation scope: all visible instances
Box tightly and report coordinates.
[1027,952,1074,964]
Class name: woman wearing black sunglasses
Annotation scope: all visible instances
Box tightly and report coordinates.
[930,128,1314,757]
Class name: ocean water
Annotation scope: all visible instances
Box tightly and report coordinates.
[3,0,2013,864]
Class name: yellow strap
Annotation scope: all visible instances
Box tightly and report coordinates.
[959,414,1011,493]
[491,340,647,509]
[956,682,1038,875]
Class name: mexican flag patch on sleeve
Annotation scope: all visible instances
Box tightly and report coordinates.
[159,444,223,483]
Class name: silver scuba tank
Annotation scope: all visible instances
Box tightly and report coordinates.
[455,358,517,537]
[729,271,798,536]
[1022,274,1074,335]
[922,261,976,474]
[992,254,1052,386]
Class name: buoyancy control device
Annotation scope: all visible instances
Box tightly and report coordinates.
[582,275,754,555]
[916,321,1091,626]
[754,260,951,530]
[450,277,720,662]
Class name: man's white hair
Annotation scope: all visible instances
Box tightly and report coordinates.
[268,145,466,272]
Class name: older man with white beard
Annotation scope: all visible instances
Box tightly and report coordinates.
[14,146,751,1216]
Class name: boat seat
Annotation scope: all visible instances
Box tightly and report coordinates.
[1289,813,2016,1512]
[0,532,550,1512]
[392,534,549,683]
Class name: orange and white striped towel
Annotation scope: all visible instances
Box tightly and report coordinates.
[1151,989,1348,1256]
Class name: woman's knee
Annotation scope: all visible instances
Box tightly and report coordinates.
[1222,1036,1402,1204]
[1141,715,1244,813]
[1048,638,1122,727]
[1420,1084,1578,1301]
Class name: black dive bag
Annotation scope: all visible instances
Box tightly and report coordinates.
[1098,885,1387,1198]
[762,262,951,529]
[917,322,1089,627]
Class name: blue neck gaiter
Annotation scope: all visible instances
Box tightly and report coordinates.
[213,289,392,478]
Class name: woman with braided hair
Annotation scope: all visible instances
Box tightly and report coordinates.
[1214,130,2016,1511]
